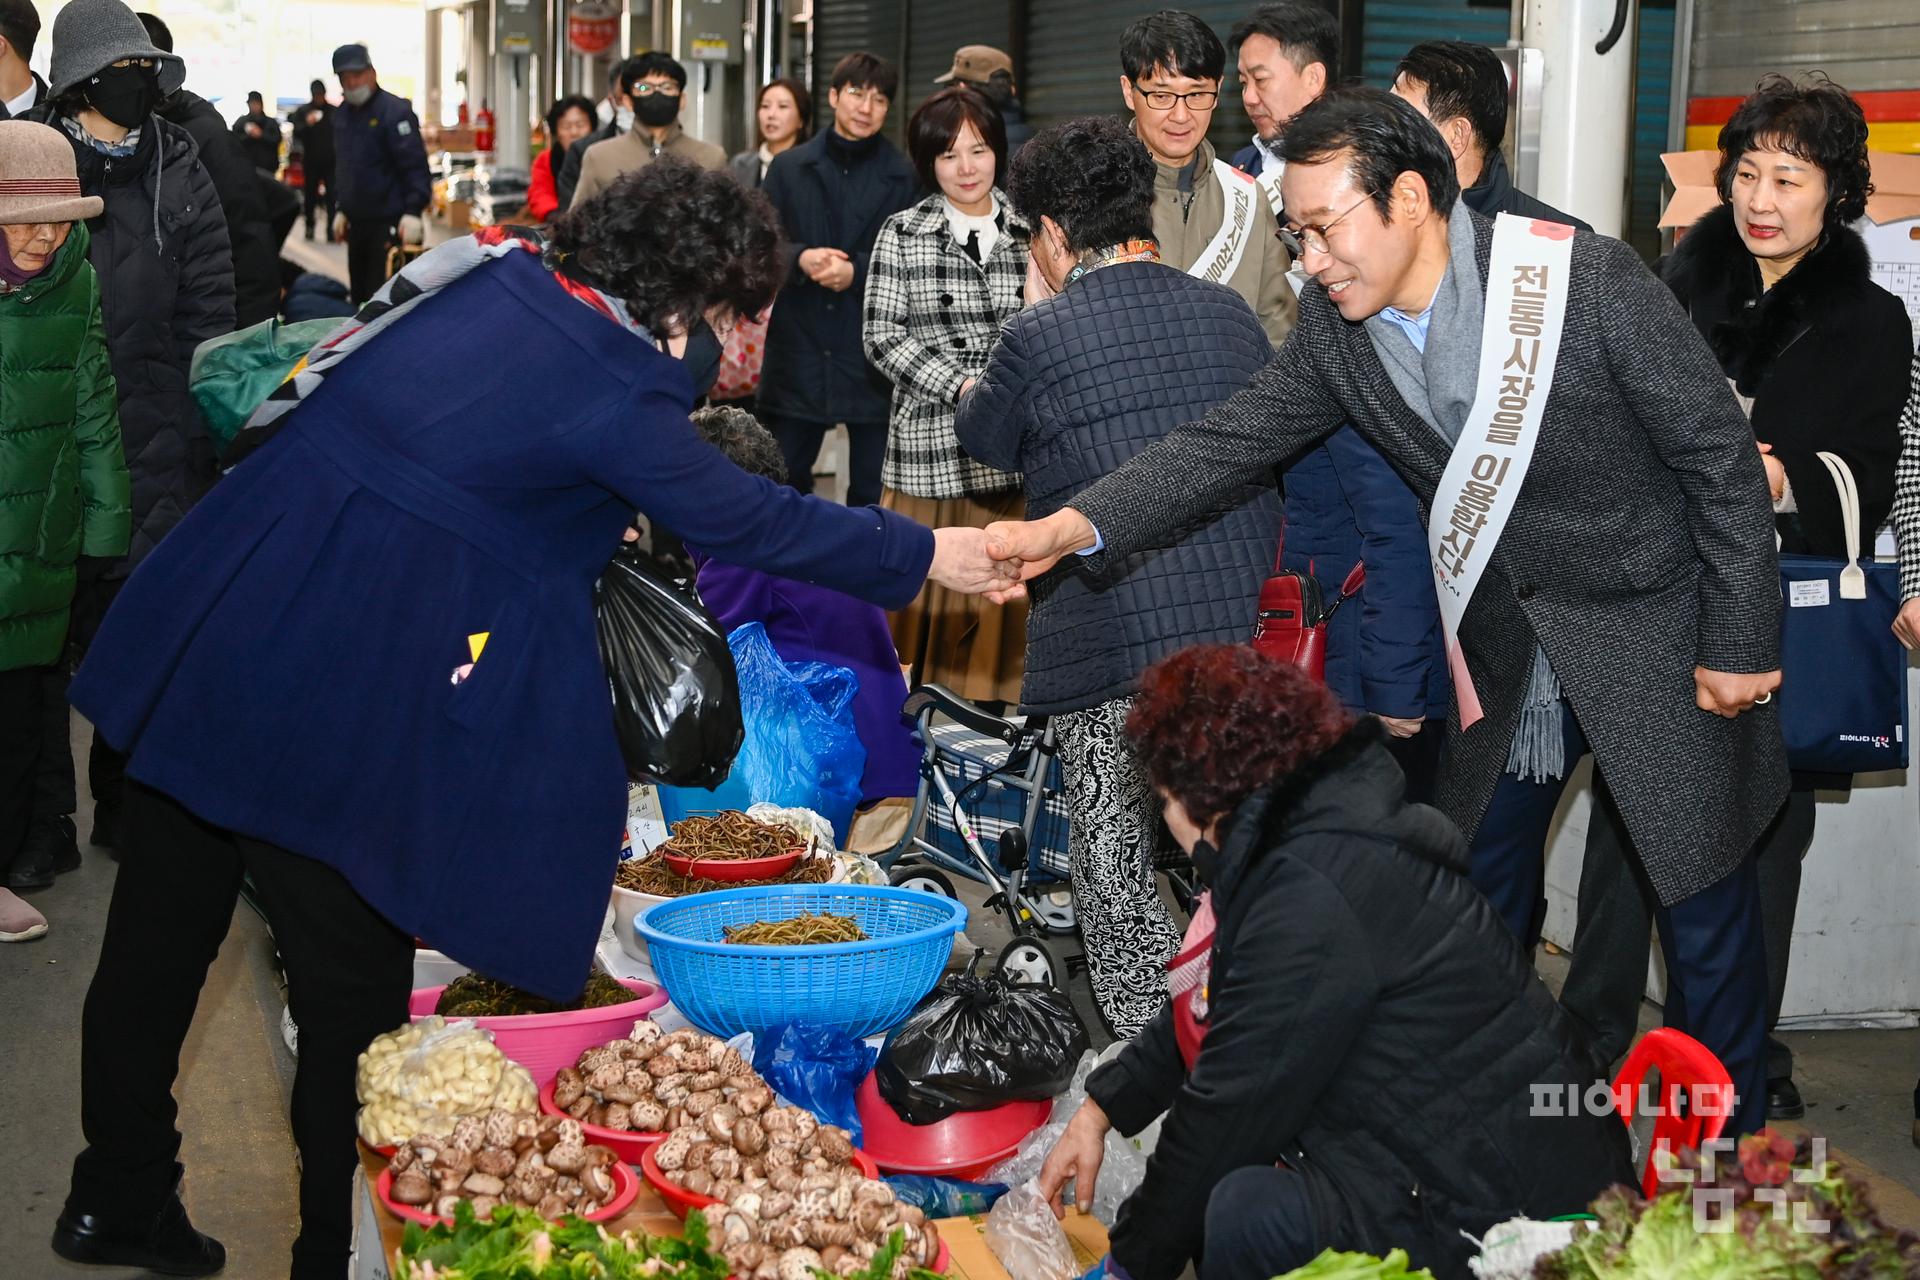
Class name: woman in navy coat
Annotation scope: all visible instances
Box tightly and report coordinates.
[50,162,1001,1280]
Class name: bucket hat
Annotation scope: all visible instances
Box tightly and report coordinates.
[0,121,105,223]
[46,0,187,101]
[934,46,1015,85]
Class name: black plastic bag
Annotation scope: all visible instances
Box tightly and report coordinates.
[875,975,1090,1124]
[594,546,742,787]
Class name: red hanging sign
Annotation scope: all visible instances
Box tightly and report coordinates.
[569,2,619,56]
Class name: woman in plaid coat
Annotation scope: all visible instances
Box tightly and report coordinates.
[864,85,1030,703]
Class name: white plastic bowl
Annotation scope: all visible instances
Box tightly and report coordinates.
[610,860,848,963]
[411,947,470,990]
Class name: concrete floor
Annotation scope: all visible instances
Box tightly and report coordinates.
[7,737,1920,1276]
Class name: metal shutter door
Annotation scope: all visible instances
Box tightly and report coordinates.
[1022,0,1254,156]
[1359,1,1511,88]
[812,0,904,128]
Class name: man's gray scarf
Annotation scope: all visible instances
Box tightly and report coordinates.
[1363,205,1566,783]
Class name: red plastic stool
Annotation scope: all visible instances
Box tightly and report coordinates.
[1610,1027,1734,1197]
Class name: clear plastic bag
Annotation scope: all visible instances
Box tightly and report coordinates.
[354,1016,537,1147]
[744,802,836,850]
[984,1181,1079,1280]
[982,1049,1151,1226]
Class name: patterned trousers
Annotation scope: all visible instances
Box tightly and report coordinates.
[1053,695,1184,1037]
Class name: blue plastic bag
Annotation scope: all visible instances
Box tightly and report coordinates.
[753,1022,877,1146]
[728,622,866,842]
[885,1175,1007,1217]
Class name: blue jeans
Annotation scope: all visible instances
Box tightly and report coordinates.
[1465,703,1769,1139]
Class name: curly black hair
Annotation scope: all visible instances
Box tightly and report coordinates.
[1005,115,1155,254]
[1715,72,1873,227]
[550,157,785,336]
[689,405,788,484]
[1279,85,1460,222]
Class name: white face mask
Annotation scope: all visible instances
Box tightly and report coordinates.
[343,84,374,108]
[596,98,615,125]
[615,105,634,132]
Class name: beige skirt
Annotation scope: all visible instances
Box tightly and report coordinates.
[881,488,1030,707]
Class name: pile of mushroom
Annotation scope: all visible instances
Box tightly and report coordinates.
[383,1109,622,1222]
[656,1109,939,1278]
[551,1022,768,1135]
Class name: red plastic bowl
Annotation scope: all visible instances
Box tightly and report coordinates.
[641,1143,880,1219]
[408,979,669,1086]
[660,848,803,882]
[854,1071,1051,1182]
[376,1159,639,1227]
[537,1076,666,1165]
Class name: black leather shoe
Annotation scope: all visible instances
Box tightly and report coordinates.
[52,1194,225,1276]
[7,815,80,890]
[1767,1076,1806,1121]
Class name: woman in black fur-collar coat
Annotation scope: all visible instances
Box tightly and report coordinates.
[1562,74,1912,1124]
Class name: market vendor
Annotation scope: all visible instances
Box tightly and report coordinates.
[1037,644,1635,1280]
[50,158,1011,1280]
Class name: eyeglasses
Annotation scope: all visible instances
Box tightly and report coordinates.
[630,83,681,98]
[1277,193,1375,257]
[1131,83,1219,112]
[838,87,889,107]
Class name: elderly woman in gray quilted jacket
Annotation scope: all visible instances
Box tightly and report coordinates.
[864,84,1031,704]
[954,116,1279,1036]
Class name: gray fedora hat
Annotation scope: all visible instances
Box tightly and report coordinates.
[47,0,187,101]
[0,122,106,223]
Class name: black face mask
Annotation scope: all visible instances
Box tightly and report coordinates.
[85,63,160,129]
[633,92,680,129]
[1190,838,1221,888]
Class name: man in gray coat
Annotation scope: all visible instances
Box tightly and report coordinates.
[978,88,1785,1139]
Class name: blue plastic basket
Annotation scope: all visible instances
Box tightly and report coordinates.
[637,885,967,1041]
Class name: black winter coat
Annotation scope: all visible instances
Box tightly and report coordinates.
[333,87,431,222]
[27,109,237,573]
[759,130,919,425]
[289,99,336,175]
[1662,202,1912,556]
[954,261,1280,713]
[1460,149,1591,232]
[160,89,285,327]
[1088,726,1635,1280]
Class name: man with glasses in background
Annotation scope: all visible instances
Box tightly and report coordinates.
[570,51,725,207]
[1114,9,1293,345]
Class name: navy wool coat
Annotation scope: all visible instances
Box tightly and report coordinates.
[71,251,933,999]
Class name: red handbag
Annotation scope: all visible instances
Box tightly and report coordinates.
[1251,558,1366,680]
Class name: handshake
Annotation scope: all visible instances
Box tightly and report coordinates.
[926,509,1098,602]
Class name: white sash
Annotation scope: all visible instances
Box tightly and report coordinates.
[1427,213,1577,728]
[1188,160,1258,286]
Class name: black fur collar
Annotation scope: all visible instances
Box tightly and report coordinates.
[1662,202,1875,395]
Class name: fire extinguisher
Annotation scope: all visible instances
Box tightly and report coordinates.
[474,102,495,153]
[457,100,470,126]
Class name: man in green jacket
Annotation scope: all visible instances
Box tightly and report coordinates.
[0,120,130,936]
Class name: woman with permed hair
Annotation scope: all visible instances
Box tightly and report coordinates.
[1560,72,1911,1124]
[50,158,1007,1279]
[954,115,1280,1037]
[1034,646,1632,1280]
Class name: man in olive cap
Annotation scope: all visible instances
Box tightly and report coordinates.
[934,43,1032,156]
[329,42,430,302]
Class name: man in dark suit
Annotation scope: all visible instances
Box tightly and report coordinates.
[1392,40,1589,231]
[980,88,1786,1140]
[0,0,46,120]
[289,79,336,240]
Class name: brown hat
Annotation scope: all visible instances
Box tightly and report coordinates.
[0,122,104,224]
[934,45,1014,86]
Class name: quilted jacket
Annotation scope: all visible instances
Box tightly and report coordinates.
[25,106,236,577]
[0,223,131,670]
[863,190,1028,499]
[954,260,1280,713]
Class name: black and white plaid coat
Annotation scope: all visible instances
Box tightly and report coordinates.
[1887,348,1920,599]
[1072,209,1789,908]
[863,191,1029,500]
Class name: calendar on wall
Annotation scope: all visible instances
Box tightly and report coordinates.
[1865,220,1920,345]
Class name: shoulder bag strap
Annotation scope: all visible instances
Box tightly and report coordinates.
[1815,450,1866,600]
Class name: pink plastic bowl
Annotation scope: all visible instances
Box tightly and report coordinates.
[854,1070,1051,1182]
[537,1075,666,1165]
[408,979,669,1086]
[376,1160,639,1227]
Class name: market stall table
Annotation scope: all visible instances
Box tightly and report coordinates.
[352,1143,1110,1280]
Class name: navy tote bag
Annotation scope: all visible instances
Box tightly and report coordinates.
[1776,452,1908,774]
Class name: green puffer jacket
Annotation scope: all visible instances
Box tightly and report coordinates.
[0,222,130,671]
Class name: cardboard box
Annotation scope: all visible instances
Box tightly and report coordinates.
[937,1210,1113,1280]
[439,199,471,231]
[1661,149,1920,230]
